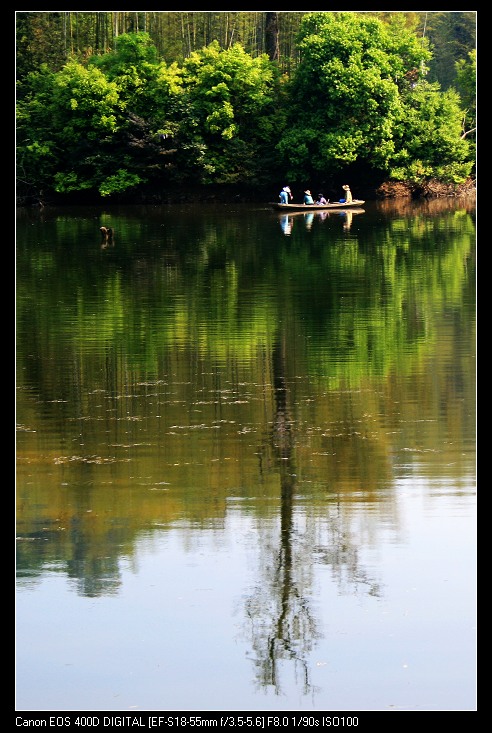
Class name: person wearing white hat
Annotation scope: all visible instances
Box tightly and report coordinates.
[279,186,293,204]
[303,189,314,204]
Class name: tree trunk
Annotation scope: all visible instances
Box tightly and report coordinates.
[265,11,279,61]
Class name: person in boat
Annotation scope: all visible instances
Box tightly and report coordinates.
[279,186,293,204]
[342,185,353,204]
[316,193,328,205]
[303,189,314,204]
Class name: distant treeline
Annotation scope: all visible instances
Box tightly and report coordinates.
[16,11,476,88]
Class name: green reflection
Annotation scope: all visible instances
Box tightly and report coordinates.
[16,198,476,602]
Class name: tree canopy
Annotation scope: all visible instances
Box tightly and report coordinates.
[277,12,473,185]
[16,11,476,203]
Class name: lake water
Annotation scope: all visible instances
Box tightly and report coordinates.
[16,197,476,712]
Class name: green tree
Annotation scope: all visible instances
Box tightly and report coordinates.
[276,12,472,185]
[16,60,136,200]
[277,12,431,181]
[424,11,476,90]
[390,80,472,184]
[175,40,281,184]
[88,31,159,114]
[455,49,476,138]
[16,11,71,89]
[88,32,186,188]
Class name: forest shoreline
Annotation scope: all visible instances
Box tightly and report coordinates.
[17,177,476,208]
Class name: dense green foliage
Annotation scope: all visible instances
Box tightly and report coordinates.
[16,12,476,203]
[279,13,429,179]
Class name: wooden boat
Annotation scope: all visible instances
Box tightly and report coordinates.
[271,200,365,211]
[279,207,366,217]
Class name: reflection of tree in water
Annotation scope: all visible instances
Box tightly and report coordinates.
[16,522,123,597]
[312,509,382,599]
[245,341,319,695]
[66,527,122,597]
[245,339,381,697]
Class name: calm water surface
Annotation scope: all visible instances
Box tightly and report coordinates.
[16,198,476,712]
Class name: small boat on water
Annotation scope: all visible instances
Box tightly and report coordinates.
[271,200,365,211]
